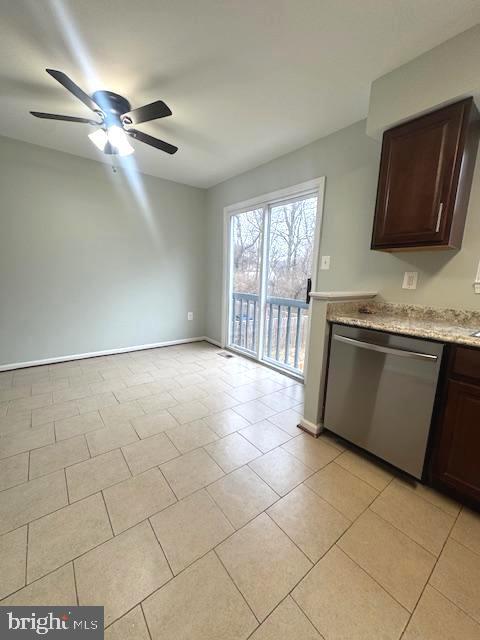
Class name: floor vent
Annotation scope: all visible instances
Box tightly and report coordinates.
[217,351,234,359]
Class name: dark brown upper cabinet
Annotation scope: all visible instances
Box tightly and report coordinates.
[371,98,479,251]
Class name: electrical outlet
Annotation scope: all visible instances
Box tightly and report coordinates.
[187,312,194,321]
[402,271,418,290]
[320,255,331,270]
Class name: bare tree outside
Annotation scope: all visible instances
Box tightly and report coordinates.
[267,196,317,300]
[230,196,317,373]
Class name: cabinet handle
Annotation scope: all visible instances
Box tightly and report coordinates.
[435,202,444,233]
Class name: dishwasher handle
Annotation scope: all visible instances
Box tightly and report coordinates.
[333,334,438,362]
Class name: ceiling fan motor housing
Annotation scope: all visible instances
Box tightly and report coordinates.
[92,90,131,126]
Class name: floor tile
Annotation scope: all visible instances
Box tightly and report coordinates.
[200,391,239,413]
[225,383,263,403]
[450,508,480,555]
[0,526,27,599]
[338,509,435,611]
[0,412,31,436]
[233,400,277,423]
[8,392,52,414]
[105,606,150,640]
[131,411,178,438]
[267,409,303,436]
[75,521,171,626]
[0,470,67,535]
[249,448,313,496]
[150,489,233,574]
[86,423,138,457]
[240,420,291,453]
[370,480,454,555]
[207,466,278,529]
[268,484,350,562]
[168,400,210,424]
[305,462,378,520]
[394,477,460,516]
[161,448,224,499]
[250,596,322,640]
[100,401,144,427]
[29,435,90,479]
[292,546,409,640]
[55,411,104,441]
[335,449,393,490]
[32,401,78,427]
[282,433,340,470]
[0,424,54,459]
[203,409,250,436]
[53,384,91,404]
[76,392,118,414]
[66,449,131,502]
[170,385,209,403]
[260,391,299,412]
[122,433,179,475]
[430,538,480,623]
[217,513,311,621]
[142,551,257,640]
[205,432,261,473]
[0,452,29,491]
[403,585,480,640]
[166,421,218,453]
[104,467,176,534]
[27,493,112,582]
[283,384,305,403]
[136,391,178,414]
[114,383,153,404]
[0,385,32,402]
[1,563,76,606]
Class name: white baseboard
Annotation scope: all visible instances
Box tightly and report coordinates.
[0,336,217,372]
[299,417,323,437]
[203,336,223,348]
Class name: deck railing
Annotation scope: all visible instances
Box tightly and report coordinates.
[231,292,309,373]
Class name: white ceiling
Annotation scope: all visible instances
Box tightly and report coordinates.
[1,1,479,188]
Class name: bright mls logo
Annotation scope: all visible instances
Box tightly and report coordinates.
[0,607,103,638]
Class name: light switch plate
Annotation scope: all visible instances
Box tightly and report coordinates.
[402,271,418,290]
[187,312,194,321]
[320,255,331,270]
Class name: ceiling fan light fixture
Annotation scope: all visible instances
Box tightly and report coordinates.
[88,125,134,156]
[88,128,108,151]
[107,125,134,156]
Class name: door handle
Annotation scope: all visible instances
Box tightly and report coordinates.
[435,202,444,233]
[333,334,438,361]
[306,278,312,304]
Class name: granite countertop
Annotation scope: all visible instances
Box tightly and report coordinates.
[327,301,480,348]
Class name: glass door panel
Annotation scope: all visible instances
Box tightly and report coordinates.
[263,195,318,374]
[228,209,263,354]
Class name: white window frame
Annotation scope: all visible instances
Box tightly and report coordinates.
[221,177,326,379]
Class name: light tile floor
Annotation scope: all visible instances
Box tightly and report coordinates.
[1,341,479,638]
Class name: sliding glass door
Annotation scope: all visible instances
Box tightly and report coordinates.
[226,190,320,377]
[229,209,263,355]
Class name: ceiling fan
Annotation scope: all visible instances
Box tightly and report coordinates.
[30,69,178,156]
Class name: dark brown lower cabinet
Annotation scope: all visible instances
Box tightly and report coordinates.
[432,346,480,506]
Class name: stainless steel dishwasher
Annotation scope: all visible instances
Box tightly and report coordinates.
[324,324,444,479]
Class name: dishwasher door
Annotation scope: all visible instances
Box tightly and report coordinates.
[324,324,444,479]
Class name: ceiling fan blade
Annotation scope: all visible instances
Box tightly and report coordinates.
[30,111,99,124]
[127,129,178,155]
[121,100,172,125]
[46,69,100,112]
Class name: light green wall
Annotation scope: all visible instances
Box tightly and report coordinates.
[205,119,480,342]
[0,136,207,366]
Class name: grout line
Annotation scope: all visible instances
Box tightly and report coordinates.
[139,602,154,640]
[100,490,115,538]
[398,502,462,639]
[214,548,261,624]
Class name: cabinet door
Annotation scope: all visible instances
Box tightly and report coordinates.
[434,379,480,502]
[372,100,470,250]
